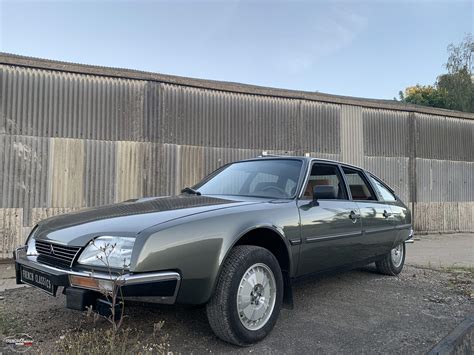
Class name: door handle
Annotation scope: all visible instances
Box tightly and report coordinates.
[349,211,360,221]
[383,210,392,218]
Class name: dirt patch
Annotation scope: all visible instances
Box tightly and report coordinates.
[0,265,472,354]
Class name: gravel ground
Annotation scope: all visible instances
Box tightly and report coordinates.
[0,264,472,354]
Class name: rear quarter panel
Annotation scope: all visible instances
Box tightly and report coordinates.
[389,199,412,246]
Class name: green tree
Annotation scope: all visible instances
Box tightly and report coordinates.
[436,34,474,112]
[437,68,473,112]
[399,34,473,113]
[398,85,449,108]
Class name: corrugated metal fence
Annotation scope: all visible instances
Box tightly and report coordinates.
[0,53,473,259]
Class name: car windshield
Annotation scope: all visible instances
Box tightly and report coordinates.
[194,159,303,199]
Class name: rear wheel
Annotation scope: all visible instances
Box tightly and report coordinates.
[206,245,283,346]
[376,242,405,275]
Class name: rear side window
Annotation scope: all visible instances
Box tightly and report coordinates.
[368,175,397,201]
[342,167,377,201]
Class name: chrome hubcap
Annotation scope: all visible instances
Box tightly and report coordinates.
[391,244,404,267]
[236,263,276,331]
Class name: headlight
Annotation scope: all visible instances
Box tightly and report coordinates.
[26,227,38,256]
[26,235,39,256]
[77,236,135,269]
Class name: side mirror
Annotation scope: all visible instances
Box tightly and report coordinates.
[313,185,337,204]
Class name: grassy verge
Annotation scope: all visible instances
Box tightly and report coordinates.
[0,302,23,336]
[58,323,170,355]
[442,266,473,298]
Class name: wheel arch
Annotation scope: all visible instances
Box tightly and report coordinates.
[212,225,294,308]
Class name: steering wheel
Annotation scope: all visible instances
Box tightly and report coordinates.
[261,185,288,197]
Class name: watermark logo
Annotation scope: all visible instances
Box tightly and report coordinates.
[4,334,34,353]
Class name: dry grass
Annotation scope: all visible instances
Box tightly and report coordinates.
[0,303,22,336]
[57,321,170,355]
[443,266,473,298]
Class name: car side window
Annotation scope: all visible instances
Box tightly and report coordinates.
[368,175,397,201]
[302,163,347,200]
[342,167,377,201]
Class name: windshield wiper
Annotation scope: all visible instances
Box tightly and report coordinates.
[181,187,201,196]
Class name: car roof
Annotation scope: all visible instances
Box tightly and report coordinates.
[241,155,366,172]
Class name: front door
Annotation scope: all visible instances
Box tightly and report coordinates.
[297,163,363,276]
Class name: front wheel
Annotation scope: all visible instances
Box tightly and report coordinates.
[376,242,406,275]
[206,245,283,346]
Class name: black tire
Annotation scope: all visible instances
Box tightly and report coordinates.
[206,245,283,346]
[376,242,406,276]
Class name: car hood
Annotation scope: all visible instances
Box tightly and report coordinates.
[33,195,260,246]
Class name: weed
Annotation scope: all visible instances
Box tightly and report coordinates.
[57,323,170,354]
[57,241,172,353]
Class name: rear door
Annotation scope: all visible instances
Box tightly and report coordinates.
[367,174,410,247]
[341,167,395,258]
[297,162,363,276]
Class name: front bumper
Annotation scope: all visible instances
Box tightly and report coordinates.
[14,247,181,304]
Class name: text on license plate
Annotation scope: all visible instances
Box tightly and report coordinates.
[20,267,56,295]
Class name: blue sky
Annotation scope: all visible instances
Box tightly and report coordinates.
[0,0,472,99]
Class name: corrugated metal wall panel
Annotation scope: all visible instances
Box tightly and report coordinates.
[416,159,474,202]
[363,108,410,157]
[416,113,474,161]
[0,208,23,259]
[161,84,301,151]
[143,143,163,197]
[50,138,85,207]
[414,202,474,233]
[84,140,117,206]
[414,202,445,232]
[158,143,183,196]
[0,65,146,141]
[115,141,149,202]
[0,134,50,209]
[178,145,205,192]
[143,82,163,142]
[458,202,474,232]
[340,105,364,167]
[300,101,340,154]
[0,67,5,135]
[364,156,410,203]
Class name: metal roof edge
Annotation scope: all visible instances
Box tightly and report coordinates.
[1,52,473,120]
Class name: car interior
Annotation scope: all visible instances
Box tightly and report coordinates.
[302,164,346,200]
[342,167,376,200]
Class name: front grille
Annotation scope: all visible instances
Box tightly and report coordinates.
[35,240,81,268]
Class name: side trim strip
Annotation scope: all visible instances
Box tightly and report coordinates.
[306,231,362,243]
[363,226,396,235]
[289,239,302,246]
[395,223,412,230]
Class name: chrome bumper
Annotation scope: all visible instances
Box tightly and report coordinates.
[14,247,181,304]
[404,227,415,244]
